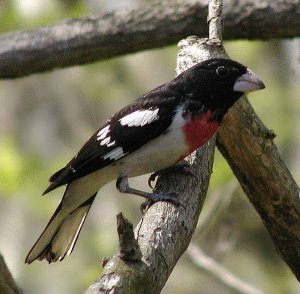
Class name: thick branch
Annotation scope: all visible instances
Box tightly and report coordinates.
[86,38,224,294]
[1,0,300,78]
[217,99,300,280]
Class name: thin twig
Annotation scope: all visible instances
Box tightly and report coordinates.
[208,0,223,41]
[187,243,264,294]
[193,180,237,241]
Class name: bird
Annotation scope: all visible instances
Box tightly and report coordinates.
[25,58,265,264]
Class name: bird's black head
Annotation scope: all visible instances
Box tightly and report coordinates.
[176,58,265,112]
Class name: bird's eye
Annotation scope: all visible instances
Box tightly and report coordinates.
[216,66,230,78]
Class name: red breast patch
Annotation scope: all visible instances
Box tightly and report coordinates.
[182,111,219,155]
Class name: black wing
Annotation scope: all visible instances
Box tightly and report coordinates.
[43,86,181,194]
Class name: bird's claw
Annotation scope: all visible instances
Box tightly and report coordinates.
[148,172,159,189]
[148,161,194,189]
[140,192,185,214]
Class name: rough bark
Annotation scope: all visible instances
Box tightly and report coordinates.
[0,254,20,294]
[217,99,300,281]
[0,0,299,79]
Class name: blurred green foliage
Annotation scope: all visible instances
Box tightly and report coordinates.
[0,1,299,294]
[0,138,23,194]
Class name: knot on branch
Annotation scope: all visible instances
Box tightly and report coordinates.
[265,129,277,140]
[116,212,142,262]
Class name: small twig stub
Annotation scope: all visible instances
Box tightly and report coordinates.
[116,212,142,262]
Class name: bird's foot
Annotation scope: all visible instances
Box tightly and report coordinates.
[148,161,194,189]
[140,191,183,214]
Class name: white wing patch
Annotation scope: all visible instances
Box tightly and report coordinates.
[103,147,127,161]
[97,125,110,140]
[106,141,116,147]
[96,125,116,147]
[99,137,111,146]
[119,109,159,127]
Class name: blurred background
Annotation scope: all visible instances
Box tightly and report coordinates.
[0,0,299,293]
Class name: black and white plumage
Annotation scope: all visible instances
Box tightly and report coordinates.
[25,58,265,264]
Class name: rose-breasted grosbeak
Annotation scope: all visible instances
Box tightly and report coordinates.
[25,58,265,264]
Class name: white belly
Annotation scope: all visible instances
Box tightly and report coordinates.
[120,128,187,177]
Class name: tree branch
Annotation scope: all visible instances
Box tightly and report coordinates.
[217,98,300,281]
[0,0,299,79]
[187,243,263,294]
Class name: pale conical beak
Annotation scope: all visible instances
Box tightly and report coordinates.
[233,68,265,93]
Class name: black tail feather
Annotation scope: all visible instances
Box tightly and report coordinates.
[43,167,68,195]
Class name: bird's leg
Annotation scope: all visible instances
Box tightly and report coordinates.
[148,161,194,189]
[116,176,181,209]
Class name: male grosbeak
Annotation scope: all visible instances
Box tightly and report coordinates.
[25,58,265,264]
